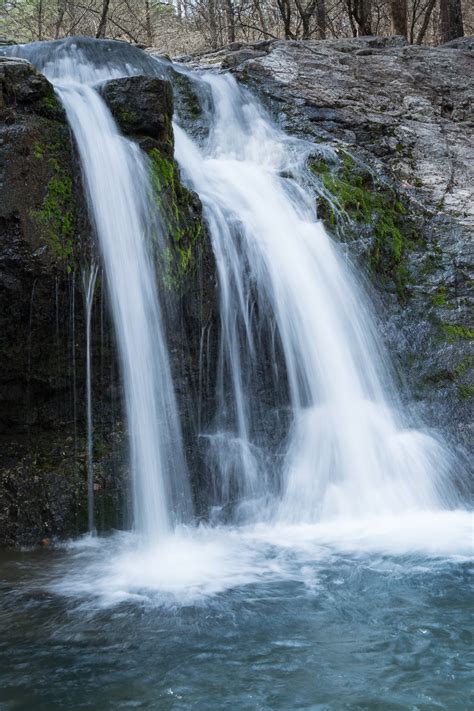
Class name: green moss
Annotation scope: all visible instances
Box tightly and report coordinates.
[33,142,45,160]
[30,155,74,264]
[311,150,419,301]
[441,324,474,342]
[458,383,474,400]
[432,285,447,306]
[172,72,201,120]
[454,355,474,400]
[38,91,64,120]
[421,355,474,400]
[454,355,474,378]
[310,159,331,176]
[118,108,137,125]
[42,94,58,111]
[148,148,205,288]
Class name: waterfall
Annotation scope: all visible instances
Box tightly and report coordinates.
[4,38,462,544]
[8,40,192,541]
[174,71,458,523]
[58,71,191,540]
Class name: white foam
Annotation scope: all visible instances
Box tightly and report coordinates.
[50,510,472,608]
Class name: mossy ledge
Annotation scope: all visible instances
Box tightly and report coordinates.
[148,148,206,289]
[30,151,75,267]
[310,151,421,302]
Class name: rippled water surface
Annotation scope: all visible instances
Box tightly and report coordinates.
[0,513,472,710]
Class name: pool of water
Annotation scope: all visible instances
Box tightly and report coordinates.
[0,511,472,710]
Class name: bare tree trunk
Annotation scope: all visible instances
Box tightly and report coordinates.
[440,0,464,42]
[276,0,293,39]
[55,0,68,39]
[358,0,372,34]
[294,0,318,39]
[346,0,372,36]
[37,0,44,40]
[254,0,268,35]
[145,0,153,44]
[96,0,110,38]
[225,0,235,43]
[316,0,326,39]
[208,0,219,48]
[390,0,407,37]
[347,1,358,36]
[415,0,437,44]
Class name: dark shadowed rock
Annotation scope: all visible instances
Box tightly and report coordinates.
[102,75,173,154]
[0,58,218,545]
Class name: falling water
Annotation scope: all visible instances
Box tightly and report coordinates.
[82,262,99,532]
[7,39,192,540]
[3,38,465,540]
[174,71,459,523]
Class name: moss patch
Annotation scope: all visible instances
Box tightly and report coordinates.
[172,72,202,120]
[149,148,205,288]
[441,324,474,342]
[310,150,421,301]
[30,148,74,266]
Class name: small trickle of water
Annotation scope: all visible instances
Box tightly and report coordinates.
[82,262,99,532]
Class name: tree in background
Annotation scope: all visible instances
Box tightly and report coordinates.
[96,0,111,38]
[390,0,407,36]
[0,0,470,53]
[346,0,373,35]
[440,0,464,41]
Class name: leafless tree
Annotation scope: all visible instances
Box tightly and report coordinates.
[390,0,407,37]
[440,0,464,41]
[96,0,111,38]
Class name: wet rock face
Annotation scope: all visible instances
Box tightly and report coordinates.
[0,57,84,432]
[0,59,218,545]
[101,75,173,155]
[188,37,473,461]
[0,57,127,546]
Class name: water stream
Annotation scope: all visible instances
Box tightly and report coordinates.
[5,39,193,540]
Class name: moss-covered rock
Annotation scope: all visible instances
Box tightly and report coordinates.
[102,76,218,510]
[311,151,421,302]
[148,147,206,289]
[101,75,174,156]
[212,38,473,456]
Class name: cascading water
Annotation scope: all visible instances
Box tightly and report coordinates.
[0,39,471,710]
[173,71,459,523]
[7,39,192,540]
[6,37,463,538]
